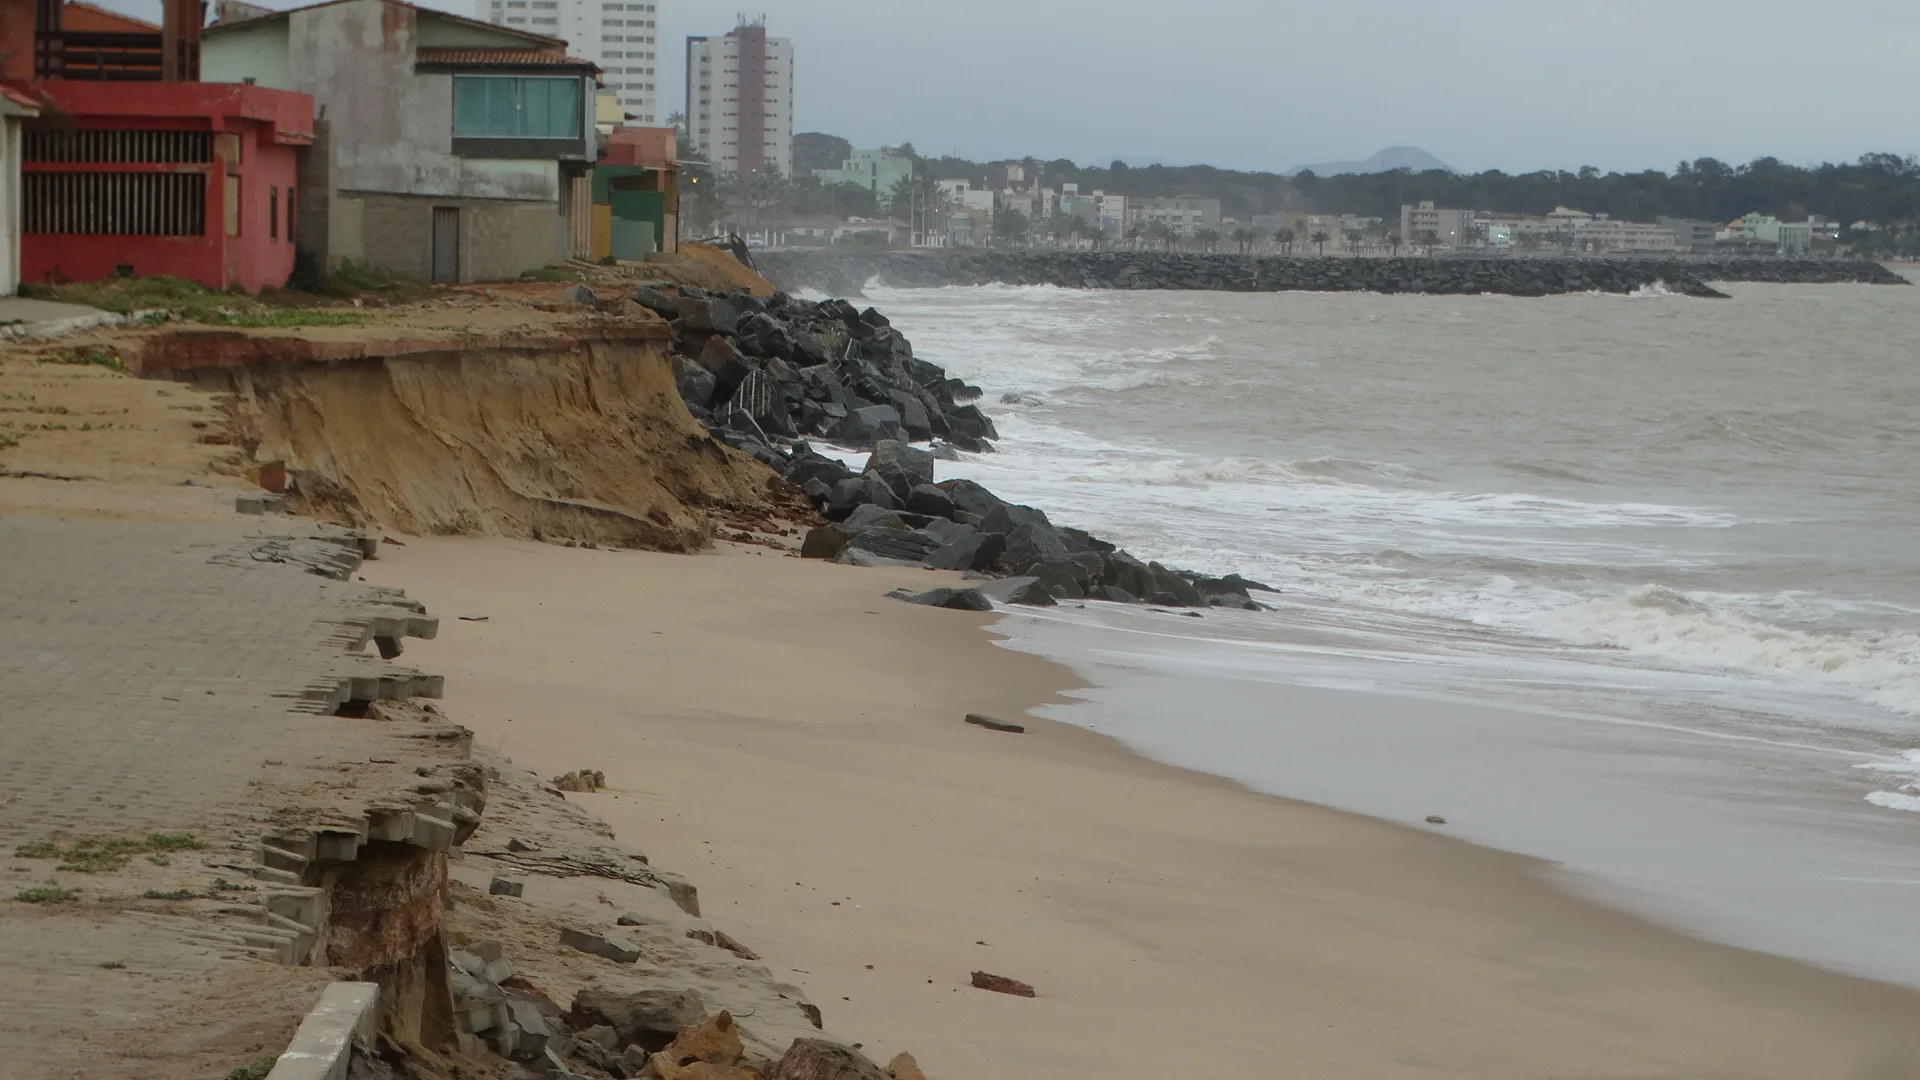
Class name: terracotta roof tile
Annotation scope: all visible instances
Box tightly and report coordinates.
[0,85,43,111]
[415,47,593,68]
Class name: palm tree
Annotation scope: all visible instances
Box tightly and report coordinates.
[887,174,917,218]
[1418,229,1441,255]
[1516,231,1542,255]
[1343,228,1364,255]
[1231,226,1257,255]
[1147,222,1176,252]
[1310,229,1332,256]
[1195,228,1221,253]
[1125,225,1142,250]
[664,110,688,133]
[1272,226,1294,254]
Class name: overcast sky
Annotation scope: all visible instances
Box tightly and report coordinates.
[115,0,1920,173]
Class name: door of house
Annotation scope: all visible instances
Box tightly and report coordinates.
[431,207,459,283]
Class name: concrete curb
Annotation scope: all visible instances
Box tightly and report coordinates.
[0,308,155,342]
[266,981,380,1080]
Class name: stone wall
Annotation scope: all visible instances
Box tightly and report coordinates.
[340,192,557,282]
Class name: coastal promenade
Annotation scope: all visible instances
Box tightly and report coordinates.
[0,511,448,1076]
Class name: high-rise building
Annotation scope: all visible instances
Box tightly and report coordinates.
[485,0,660,124]
[684,18,793,177]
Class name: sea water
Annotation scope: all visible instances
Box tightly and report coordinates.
[850,276,1920,986]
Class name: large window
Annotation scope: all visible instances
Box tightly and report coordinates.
[453,76,582,139]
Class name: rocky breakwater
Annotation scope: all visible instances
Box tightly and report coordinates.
[635,280,1273,614]
[754,250,1912,299]
[638,284,999,461]
[789,439,1275,612]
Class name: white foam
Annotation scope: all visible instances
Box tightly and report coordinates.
[1866,791,1920,813]
[848,283,1920,732]
[1530,588,1920,716]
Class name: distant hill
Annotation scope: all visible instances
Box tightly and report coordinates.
[1285,146,1452,177]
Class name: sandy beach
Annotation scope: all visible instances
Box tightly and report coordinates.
[370,536,1920,1080]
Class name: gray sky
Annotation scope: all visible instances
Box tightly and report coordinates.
[113,0,1920,173]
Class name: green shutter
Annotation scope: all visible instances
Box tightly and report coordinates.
[453,76,580,139]
[453,76,489,137]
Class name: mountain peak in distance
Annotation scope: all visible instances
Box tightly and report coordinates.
[1285,146,1453,177]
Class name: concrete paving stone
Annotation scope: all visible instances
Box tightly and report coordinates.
[0,515,455,1071]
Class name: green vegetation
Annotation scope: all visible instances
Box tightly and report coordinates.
[141,889,200,901]
[14,886,79,904]
[45,347,123,372]
[225,1056,278,1080]
[14,833,206,873]
[198,309,366,328]
[325,259,397,293]
[99,960,126,969]
[210,877,256,893]
[17,271,420,326]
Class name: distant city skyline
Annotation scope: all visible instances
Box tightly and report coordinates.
[88,0,1920,176]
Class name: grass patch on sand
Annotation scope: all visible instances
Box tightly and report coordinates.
[14,886,79,904]
[20,273,421,325]
[44,347,124,372]
[225,1056,278,1080]
[15,833,206,873]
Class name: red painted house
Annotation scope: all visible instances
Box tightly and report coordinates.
[0,0,315,293]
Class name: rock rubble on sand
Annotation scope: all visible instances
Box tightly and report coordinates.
[634,280,1278,613]
[448,941,917,1079]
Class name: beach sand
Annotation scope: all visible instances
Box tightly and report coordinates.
[370,537,1920,1080]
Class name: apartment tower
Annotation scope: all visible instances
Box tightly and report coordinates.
[684,18,793,176]
[486,0,660,123]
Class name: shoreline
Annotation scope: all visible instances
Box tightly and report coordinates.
[371,535,1920,1079]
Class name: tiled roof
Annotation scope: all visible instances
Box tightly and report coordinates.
[415,47,593,67]
[0,85,43,111]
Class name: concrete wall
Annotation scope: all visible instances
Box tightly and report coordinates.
[201,19,295,90]
[0,111,25,294]
[204,0,567,203]
[285,1,565,201]
[341,192,556,282]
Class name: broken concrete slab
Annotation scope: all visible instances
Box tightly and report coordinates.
[559,928,642,964]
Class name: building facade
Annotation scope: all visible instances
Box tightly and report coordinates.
[1401,200,1474,247]
[484,0,657,124]
[0,86,38,294]
[1658,217,1717,254]
[812,148,912,208]
[204,0,598,283]
[18,81,311,292]
[1138,195,1221,235]
[685,19,793,177]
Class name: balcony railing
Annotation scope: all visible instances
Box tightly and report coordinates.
[35,30,165,81]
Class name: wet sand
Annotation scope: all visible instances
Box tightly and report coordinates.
[370,537,1920,1079]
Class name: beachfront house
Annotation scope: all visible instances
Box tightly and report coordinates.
[202,0,600,282]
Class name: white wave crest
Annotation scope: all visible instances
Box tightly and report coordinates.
[1865,791,1920,813]
[1532,587,1920,715]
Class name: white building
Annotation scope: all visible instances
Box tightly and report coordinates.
[0,87,38,295]
[938,180,995,214]
[685,18,794,177]
[485,0,660,124]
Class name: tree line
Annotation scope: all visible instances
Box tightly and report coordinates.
[920,150,1920,249]
[690,127,1920,253]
